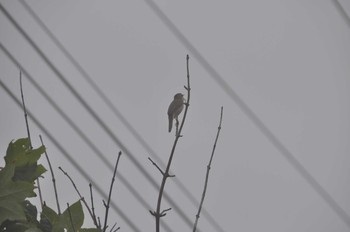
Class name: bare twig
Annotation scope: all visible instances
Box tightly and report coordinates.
[40,135,61,214]
[89,183,99,228]
[59,166,97,227]
[20,71,32,149]
[66,203,76,232]
[153,55,191,232]
[103,151,122,232]
[148,157,165,176]
[193,106,223,232]
[160,208,172,217]
[148,158,175,178]
[109,222,120,232]
[36,177,44,210]
[20,72,46,215]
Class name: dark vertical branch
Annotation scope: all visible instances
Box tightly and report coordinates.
[154,55,191,232]
[103,151,122,232]
[89,183,100,228]
[20,71,32,149]
[40,135,61,215]
[193,107,223,232]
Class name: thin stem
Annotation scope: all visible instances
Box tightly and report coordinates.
[155,55,191,232]
[103,151,122,232]
[90,183,99,228]
[148,157,165,176]
[36,177,43,211]
[40,135,61,214]
[59,166,97,227]
[20,71,32,149]
[193,107,223,232]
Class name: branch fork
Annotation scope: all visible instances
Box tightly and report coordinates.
[152,55,191,232]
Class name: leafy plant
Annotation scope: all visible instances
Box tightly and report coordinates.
[0,138,100,232]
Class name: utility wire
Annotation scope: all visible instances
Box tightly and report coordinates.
[0,41,173,232]
[142,0,350,228]
[16,3,209,230]
[0,78,141,232]
[332,0,350,28]
[0,4,197,230]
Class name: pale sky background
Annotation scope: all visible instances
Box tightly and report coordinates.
[1,0,350,231]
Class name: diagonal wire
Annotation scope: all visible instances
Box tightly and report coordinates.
[332,0,350,28]
[0,78,141,232]
[0,4,198,231]
[0,41,173,232]
[142,0,350,229]
[17,1,217,231]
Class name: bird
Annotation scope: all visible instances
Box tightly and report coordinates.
[167,93,185,133]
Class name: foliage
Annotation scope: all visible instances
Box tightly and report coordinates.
[0,138,100,232]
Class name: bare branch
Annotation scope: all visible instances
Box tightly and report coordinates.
[103,151,122,232]
[153,55,191,232]
[59,166,97,227]
[193,106,224,232]
[160,208,172,217]
[36,177,44,211]
[148,157,165,176]
[40,135,61,214]
[109,223,116,232]
[89,183,99,228]
[20,71,32,149]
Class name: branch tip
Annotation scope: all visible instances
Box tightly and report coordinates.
[193,106,224,232]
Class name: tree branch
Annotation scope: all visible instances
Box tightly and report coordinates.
[20,71,32,149]
[148,157,165,176]
[193,106,223,232]
[103,151,122,232]
[59,166,97,227]
[40,135,61,214]
[153,55,191,232]
[89,183,100,228]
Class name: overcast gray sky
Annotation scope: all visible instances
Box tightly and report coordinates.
[1,0,350,231]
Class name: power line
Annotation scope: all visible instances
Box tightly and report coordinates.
[0,41,173,232]
[0,78,141,232]
[16,2,211,230]
[142,0,350,228]
[332,0,350,28]
[0,4,197,230]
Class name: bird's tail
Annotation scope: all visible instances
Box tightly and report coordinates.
[168,115,172,132]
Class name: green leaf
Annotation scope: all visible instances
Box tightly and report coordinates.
[5,138,45,168]
[25,228,43,232]
[40,202,85,232]
[0,220,29,232]
[0,165,35,200]
[22,200,38,224]
[3,138,46,184]
[0,165,35,225]
[38,217,52,232]
[14,164,47,183]
[5,138,31,165]
[0,199,26,223]
[62,200,84,232]
[79,228,102,232]
[40,205,60,232]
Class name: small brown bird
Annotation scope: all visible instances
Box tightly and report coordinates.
[167,93,185,133]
